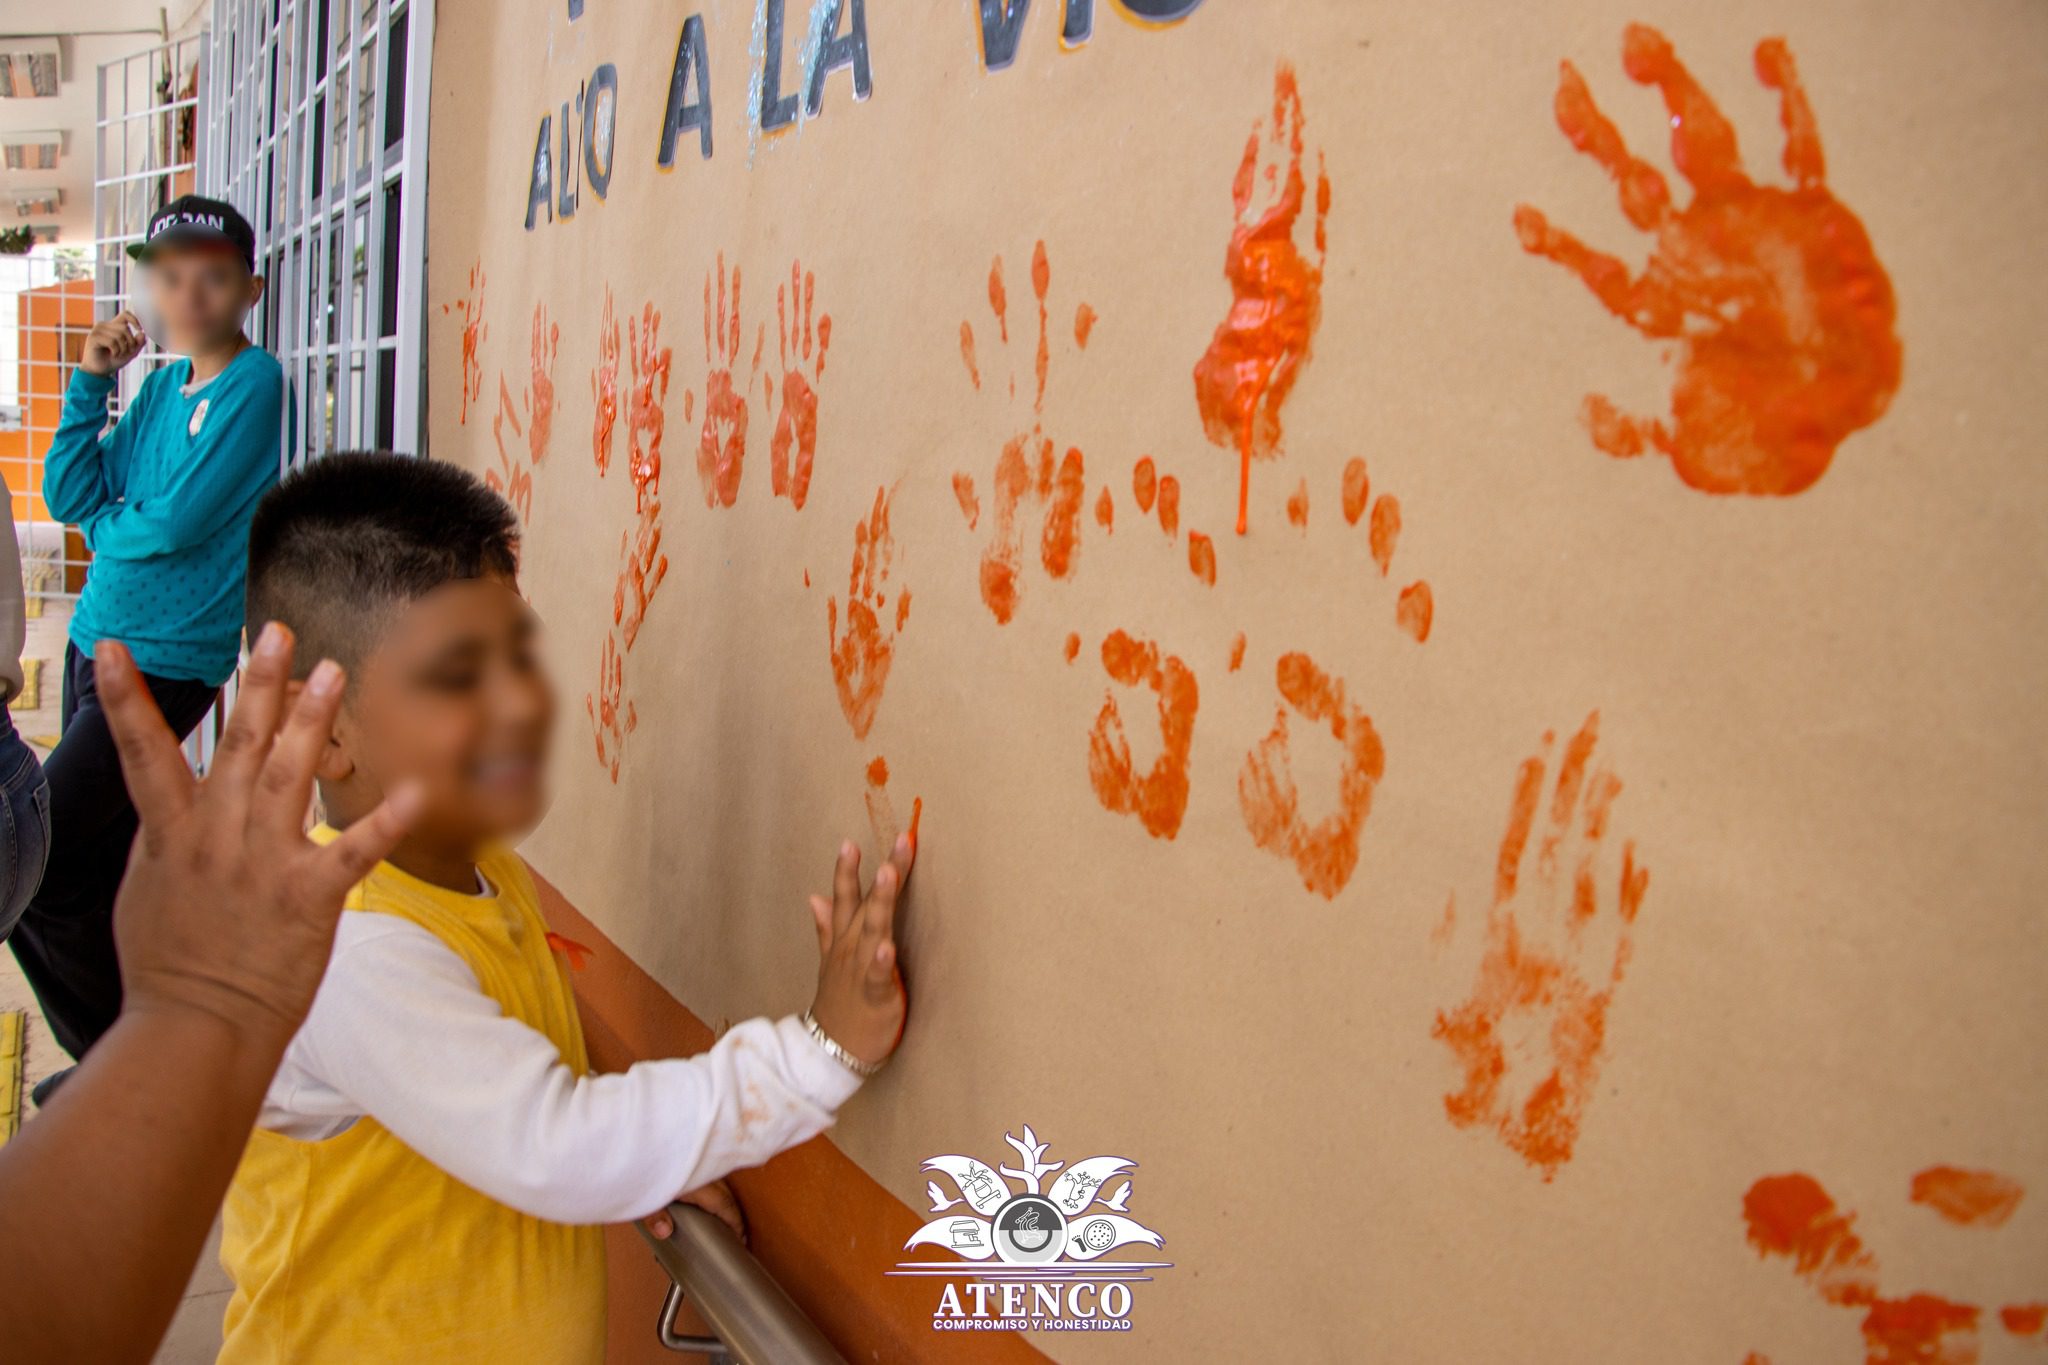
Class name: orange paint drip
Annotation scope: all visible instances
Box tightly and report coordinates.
[591,286,620,473]
[1368,495,1401,575]
[1030,242,1051,413]
[1094,486,1114,532]
[769,260,830,509]
[545,931,593,972]
[1133,457,1157,514]
[1228,632,1246,673]
[1396,582,1434,642]
[1087,630,1198,840]
[2001,1304,2047,1338]
[1188,531,1216,586]
[803,568,811,587]
[455,263,486,425]
[1434,712,1649,1178]
[1515,26,1901,495]
[1157,475,1181,538]
[1041,446,1086,580]
[1340,456,1369,525]
[1909,1167,2025,1228]
[1286,479,1308,529]
[952,472,980,529]
[1238,651,1385,899]
[1063,632,1081,664]
[907,796,923,852]
[828,487,907,739]
[1074,302,1097,348]
[697,255,749,508]
[866,756,890,787]
[1192,64,1330,535]
[528,302,558,462]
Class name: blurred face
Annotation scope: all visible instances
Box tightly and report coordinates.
[143,243,263,354]
[326,577,555,856]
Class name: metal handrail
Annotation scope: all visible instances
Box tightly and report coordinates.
[635,1206,848,1364]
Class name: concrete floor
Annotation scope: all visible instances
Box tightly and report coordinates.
[1,595,229,1362]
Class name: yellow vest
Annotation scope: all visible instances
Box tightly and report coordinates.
[219,832,607,1363]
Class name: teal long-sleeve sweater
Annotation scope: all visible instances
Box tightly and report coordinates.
[44,345,285,685]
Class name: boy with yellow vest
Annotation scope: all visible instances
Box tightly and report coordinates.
[222,453,913,1362]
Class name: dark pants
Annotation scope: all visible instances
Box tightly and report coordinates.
[6,642,216,1060]
[0,706,50,939]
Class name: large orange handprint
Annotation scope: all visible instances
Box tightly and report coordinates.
[697,253,751,508]
[1087,630,1198,841]
[1237,651,1385,899]
[585,630,636,783]
[1516,26,1901,495]
[1433,712,1649,1179]
[528,301,558,461]
[954,242,1092,624]
[626,303,672,508]
[591,285,620,473]
[1192,62,1330,535]
[1742,1167,2045,1364]
[767,260,832,510]
[828,486,909,741]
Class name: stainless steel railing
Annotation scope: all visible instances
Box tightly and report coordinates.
[636,1205,847,1364]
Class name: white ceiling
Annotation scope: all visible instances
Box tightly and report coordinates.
[0,2,211,243]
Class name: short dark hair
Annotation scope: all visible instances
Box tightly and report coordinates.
[245,452,520,679]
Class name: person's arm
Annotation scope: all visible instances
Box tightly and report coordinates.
[270,919,865,1225]
[0,628,418,1365]
[40,314,152,525]
[83,354,281,560]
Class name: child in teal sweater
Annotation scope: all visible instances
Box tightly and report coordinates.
[8,195,284,1072]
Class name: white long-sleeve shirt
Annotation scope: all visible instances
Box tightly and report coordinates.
[257,910,862,1225]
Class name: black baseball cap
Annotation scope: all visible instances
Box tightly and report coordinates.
[128,194,256,272]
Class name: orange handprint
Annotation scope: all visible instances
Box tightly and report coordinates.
[1433,712,1649,1179]
[486,376,533,523]
[1515,25,1901,495]
[697,253,751,508]
[953,242,1092,625]
[591,285,620,473]
[1742,1167,2045,1364]
[451,262,486,425]
[626,302,672,511]
[828,487,910,741]
[1237,651,1384,898]
[528,301,558,461]
[1192,62,1330,536]
[585,631,637,784]
[1086,630,1198,841]
[766,260,832,510]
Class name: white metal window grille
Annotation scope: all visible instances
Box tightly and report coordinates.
[203,0,435,468]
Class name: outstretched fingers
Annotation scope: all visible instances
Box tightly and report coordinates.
[1512,205,1682,339]
[95,641,195,831]
[1553,61,1669,230]
[1620,23,1745,196]
[310,784,421,901]
[1754,38,1824,188]
[206,622,295,810]
[252,659,345,839]
[831,839,862,939]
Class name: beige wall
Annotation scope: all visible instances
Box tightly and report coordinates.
[427,2,2048,1358]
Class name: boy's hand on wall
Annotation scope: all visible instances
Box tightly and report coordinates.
[98,625,423,1040]
[81,311,147,377]
[807,835,914,1069]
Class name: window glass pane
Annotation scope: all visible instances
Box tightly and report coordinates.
[330,65,349,190]
[350,205,370,344]
[310,94,324,194]
[354,36,376,176]
[376,348,396,449]
[382,9,407,151]
[379,180,400,338]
